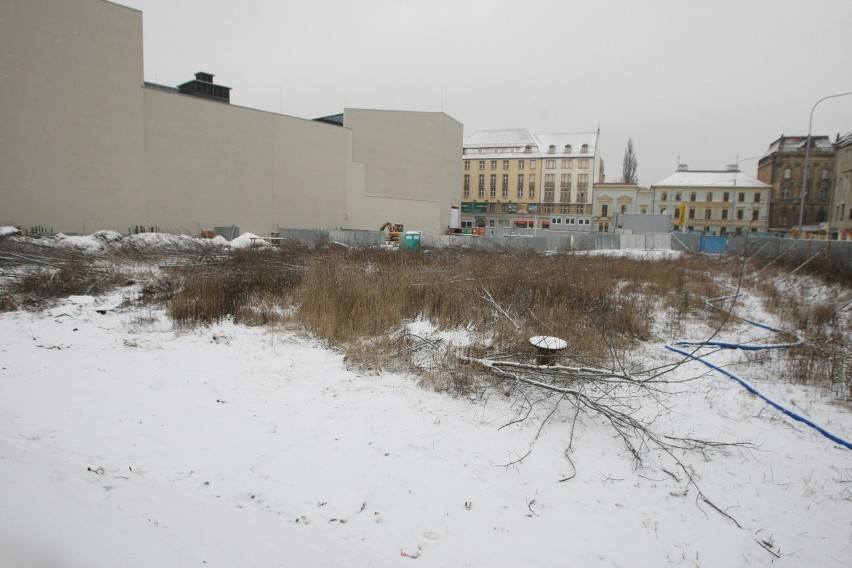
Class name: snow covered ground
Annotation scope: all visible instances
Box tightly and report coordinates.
[0,235,850,567]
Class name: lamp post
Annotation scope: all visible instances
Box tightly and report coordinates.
[797,91,852,237]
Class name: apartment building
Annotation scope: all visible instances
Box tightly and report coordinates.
[830,131,852,240]
[757,135,835,232]
[461,129,601,230]
[651,166,771,235]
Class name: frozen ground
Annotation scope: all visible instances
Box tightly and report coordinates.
[0,233,850,567]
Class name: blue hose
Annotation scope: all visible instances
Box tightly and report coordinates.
[666,295,851,450]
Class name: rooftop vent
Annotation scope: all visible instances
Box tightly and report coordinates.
[178,72,231,103]
[677,163,689,172]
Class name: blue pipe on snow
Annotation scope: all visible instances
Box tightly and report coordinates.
[666,295,851,450]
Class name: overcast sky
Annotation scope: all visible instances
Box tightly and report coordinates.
[119,0,852,186]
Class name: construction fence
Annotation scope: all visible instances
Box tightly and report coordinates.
[274,228,850,273]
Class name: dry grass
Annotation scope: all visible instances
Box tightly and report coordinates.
[167,247,306,326]
[2,233,847,398]
[11,257,129,308]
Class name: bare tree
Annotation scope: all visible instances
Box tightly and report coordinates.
[622,138,638,183]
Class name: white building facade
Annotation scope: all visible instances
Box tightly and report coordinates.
[651,167,772,235]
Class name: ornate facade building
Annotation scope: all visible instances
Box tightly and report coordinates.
[461,129,601,231]
[757,135,835,233]
[830,131,852,240]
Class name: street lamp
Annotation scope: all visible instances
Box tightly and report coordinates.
[797,91,852,237]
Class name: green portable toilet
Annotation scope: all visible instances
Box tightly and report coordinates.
[402,231,421,250]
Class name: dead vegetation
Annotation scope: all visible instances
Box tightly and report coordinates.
[0,234,848,399]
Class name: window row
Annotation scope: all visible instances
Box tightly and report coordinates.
[659,191,762,203]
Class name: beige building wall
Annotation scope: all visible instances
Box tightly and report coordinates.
[343,109,462,234]
[0,0,147,234]
[143,89,350,235]
[1,1,461,238]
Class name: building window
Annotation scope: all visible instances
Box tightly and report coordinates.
[464,161,470,171]
[752,210,759,222]
[640,206,647,214]
[531,160,537,169]
[722,192,729,202]
[602,204,609,217]
[565,145,572,154]
[706,192,713,202]
[721,209,728,220]
[675,192,682,201]
[519,160,525,169]
[478,174,485,198]
[781,185,791,200]
[463,175,470,198]
[738,192,745,202]
[502,174,509,197]
[503,160,509,170]
[548,145,555,154]
[690,192,696,202]
[784,168,791,179]
[562,159,571,168]
[689,208,695,219]
[754,192,761,203]
[479,161,485,170]
[529,174,536,198]
[490,174,496,197]
[704,209,712,220]
[737,209,744,220]
[543,204,553,214]
[581,144,588,153]
[578,174,589,187]
[577,191,586,203]
[517,174,524,198]
[491,160,497,170]
[578,159,589,169]
[560,204,570,214]
[561,174,571,186]
[620,204,627,214]
[545,159,555,169]
[661,191,668,201]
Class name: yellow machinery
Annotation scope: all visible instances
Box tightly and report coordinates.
[380,222,404,244]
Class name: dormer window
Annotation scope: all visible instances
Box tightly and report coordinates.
[564,145,572,154]
[524,145,532,154]
[548,145,555,154]
[581,144,589,153]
